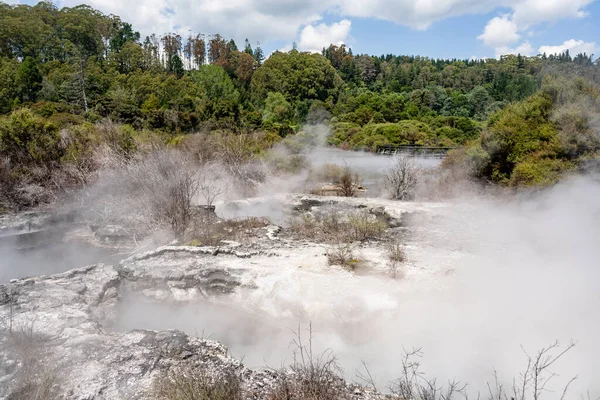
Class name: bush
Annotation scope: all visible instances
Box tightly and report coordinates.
[384,155,419,200]
[0,108,62,167]
[126,149,200,237]
[510,156,575,187]
[386,240,406,263]
[326,244,365,271]
[269,325,342,400]
[152,365,243,400]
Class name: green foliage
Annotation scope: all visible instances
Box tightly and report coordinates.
[0,108,61,166]
[460,75,600,187]
[16,57,42,102]
[481,93,560,182]
[251,50,343,107]
[510,156,575,186]
[262,92,293,124]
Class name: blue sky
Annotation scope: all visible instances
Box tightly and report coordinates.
[12,0,600,60]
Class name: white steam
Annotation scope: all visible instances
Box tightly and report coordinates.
[116,175,600,398]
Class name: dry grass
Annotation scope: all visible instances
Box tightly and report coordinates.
[152,365,243,400]
[326,245,365,271]
[0,309,61,400]
[290,210,387,244]
[187,216,271,246]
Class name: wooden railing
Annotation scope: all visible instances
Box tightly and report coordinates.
[375,145,455,158]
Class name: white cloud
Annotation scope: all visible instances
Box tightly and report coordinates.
[539,39,598,56]
[512,0,594,28]
[297,20,352,53]
[34,0,593,58]
[495,41,536,57]
[477,14,520,48]
[476,0,592,57]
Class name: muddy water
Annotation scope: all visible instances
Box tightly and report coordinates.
[0,240,123,282]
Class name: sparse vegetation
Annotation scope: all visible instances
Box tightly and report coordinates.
[152,365,243,400]
[188,216,271,246]
[290,209,387,244]
[326,244,365,271]
[269,325,342,400]
[0,297,62,400]
[386,240,406,263]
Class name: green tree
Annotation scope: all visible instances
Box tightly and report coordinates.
[262,92,293,124]
[251,50,343,108]
[17,57,43,102]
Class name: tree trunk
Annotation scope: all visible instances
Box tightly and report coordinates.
[79,56,88,112]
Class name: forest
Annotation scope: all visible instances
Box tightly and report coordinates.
[1,1,600,210]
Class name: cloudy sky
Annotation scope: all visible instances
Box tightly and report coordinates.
[12,0,600,59]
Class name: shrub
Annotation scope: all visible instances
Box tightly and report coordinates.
[347,212,387,241]
[510,156,575,187]
[386,240,406,263]
[126,149,200,237]
[326,244,365,271]
[152,365,243,400]
[269,325,342,400]
[337,166,359,197]
[0,108,62,167]
[384,155,419,200]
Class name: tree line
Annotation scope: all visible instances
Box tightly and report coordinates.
[1,0,600,204]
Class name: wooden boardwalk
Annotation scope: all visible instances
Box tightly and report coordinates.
[375,145,455,159]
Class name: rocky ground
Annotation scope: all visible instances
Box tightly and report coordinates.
[1,194,446,399]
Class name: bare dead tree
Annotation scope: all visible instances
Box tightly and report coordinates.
[486,341,578,400]
[384,154,419,200]
[390,347,467,400]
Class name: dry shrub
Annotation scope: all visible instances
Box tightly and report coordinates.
[384,155,419,200]
[0,307,61,400]
[337,166,359,197]
[153,365,243,400]
[326,244,365,271]
[386,240,406,263]
[0,157,17,210]
[389,348,466,400]
[126,150,200,237]
[188,217,271,246]
[386,240,406,279]
[308,164,364,197]
[290,210,386,244]
[269,325,342,400]
[347,212,387,241]
[319,164,344,183]
[179,131,271,195]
